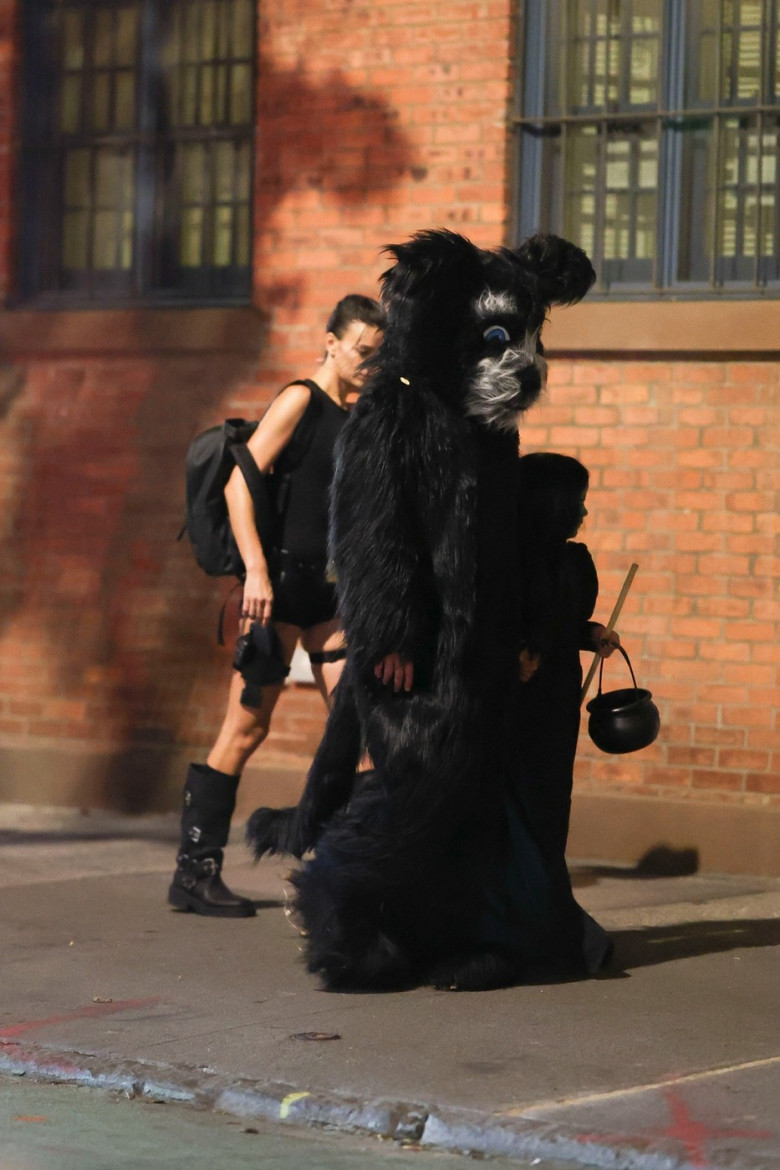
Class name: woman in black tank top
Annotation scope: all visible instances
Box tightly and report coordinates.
[269,382,351,627]
[168,297,385,918]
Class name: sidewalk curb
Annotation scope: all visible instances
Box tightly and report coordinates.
[0,1041,424,1142]
[0,1039,721,1170]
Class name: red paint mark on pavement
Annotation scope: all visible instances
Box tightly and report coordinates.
[659,1087,773,1167]
[0,997,161,1040]
[578,1086,773,1168]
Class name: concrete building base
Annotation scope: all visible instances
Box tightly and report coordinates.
[1,743,777,876]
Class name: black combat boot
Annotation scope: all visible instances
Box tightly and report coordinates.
[168,763,256,918]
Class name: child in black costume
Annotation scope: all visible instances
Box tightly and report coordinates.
[516,453,620,857]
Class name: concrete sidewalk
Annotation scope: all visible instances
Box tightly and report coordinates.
[1,802,778,1169]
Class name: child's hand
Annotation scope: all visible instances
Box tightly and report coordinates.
[375,653,414,692]
[519,647,541,682]
[591,625,620,657]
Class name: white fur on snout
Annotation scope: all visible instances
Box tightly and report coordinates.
[464,328,546,433]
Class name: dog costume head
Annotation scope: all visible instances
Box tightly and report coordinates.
[377,230,595,433]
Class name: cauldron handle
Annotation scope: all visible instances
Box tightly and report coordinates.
[580,563,639,703]
[596,643,639,697]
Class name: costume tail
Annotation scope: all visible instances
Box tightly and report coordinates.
[245,805,305,860]
[245,664,362,861]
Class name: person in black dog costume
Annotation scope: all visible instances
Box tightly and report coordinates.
[247,229,613,991]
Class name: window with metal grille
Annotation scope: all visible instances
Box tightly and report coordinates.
[20,0,255,306]
[514,1,780,297]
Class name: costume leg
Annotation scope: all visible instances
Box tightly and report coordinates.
[246,619,358,861]
[293,832,417,991]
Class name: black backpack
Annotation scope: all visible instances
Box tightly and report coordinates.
[181,380,322,578]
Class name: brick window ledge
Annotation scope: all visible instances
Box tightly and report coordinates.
[545,300,780,356]
[0,307,265,357]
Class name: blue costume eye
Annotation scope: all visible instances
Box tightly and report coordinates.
[483,324,510,345]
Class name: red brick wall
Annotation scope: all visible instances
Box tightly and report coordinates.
[523,358,779,807]
[198,0,519,767]
[250,0,514,376]
[273,355,780,813]
[0,0,519,810]
[0,0,777,829]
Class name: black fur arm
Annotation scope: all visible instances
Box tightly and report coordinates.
[330,381,465,681]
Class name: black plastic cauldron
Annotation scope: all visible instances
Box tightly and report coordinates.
[586,645,660,754]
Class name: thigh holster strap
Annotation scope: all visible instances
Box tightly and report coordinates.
[308,647,347,665]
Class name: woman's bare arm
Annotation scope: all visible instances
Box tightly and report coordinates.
[225,383,312,625]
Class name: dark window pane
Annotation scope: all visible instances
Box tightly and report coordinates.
[116,8,139,66]
[115,71,136,129]
[517,0,780,296]
[21,0,254,304]
[688,0,721,106]
[93,9,114,68]
[63,10,85,69]
[236,139,251,201]
[716,115,779,281]
[230,62,252,124]
[181,207,205,267]
[231,0,253,57]
[61,75,82,132]
[62,210,89,270]
[201,2,217,60]
[722,0,763,103]
[214,205,234,266]
[603,130,657,270]
[677,124,713,283]
[235,202,250,266]
[64,148,91,206]
[563,125,599,257]
[92,72,112,131]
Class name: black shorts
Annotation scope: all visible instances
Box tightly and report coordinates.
[270,549,339,630]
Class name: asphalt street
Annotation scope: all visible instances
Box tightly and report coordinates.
[1,1079,576,1170]
[1,804,778,1170]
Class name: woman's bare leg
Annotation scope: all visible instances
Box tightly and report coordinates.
[301,617,347,704]
[206,622,302,775]
[302,617,372,769]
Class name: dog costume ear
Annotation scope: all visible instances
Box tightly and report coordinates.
[381,229,484,305]
[513,234,596,306]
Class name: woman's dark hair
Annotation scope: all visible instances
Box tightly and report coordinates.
[517,452,589,545]
[326,294,386,337]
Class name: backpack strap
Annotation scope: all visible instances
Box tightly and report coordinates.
[230,439,276,550]
[279,379,323,466]
[270,379,324,518]
[227,380,323,553]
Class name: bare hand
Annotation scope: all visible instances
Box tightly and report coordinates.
[375,653,414,692]
[591,625,620,658]
[519,647,541,683]
[241,568,274,627]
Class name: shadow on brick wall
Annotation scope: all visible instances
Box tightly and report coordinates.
[0,60,415,812]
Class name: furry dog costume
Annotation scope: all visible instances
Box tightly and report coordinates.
[248,230,613,990]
